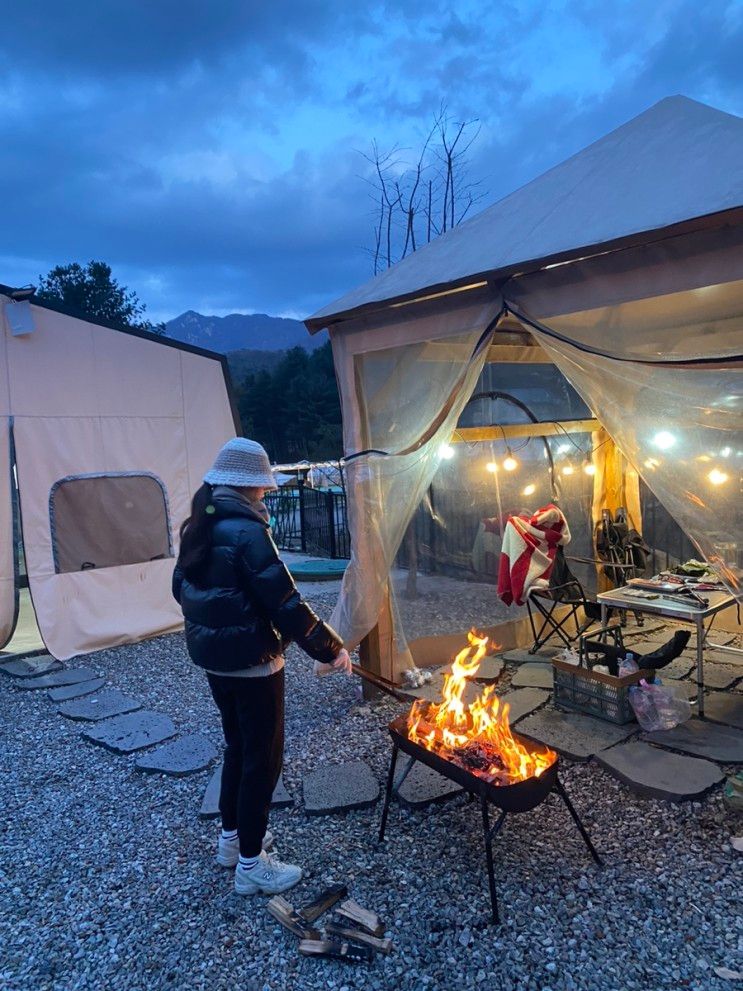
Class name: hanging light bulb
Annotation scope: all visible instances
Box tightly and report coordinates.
[439,443,455,460]
[652,430,676,451]
[583,460,596,476]
[561,464,574,476]
[485,461,499,474]
[503,450,518,471]
[522,483,536,496]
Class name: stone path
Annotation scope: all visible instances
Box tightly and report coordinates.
[48,678,106,702]
[702,662,742,691]
[82,711,177,754]
[703,692,743,731]
[502,687,550,724]
[17,666,99,690]
[468,655,504,682]
[643,718,743,763]
[395,761,462,807]
[59,689,142,722]
[510,662,553,690]
[516,709,637,761]
[499,647,556,664]
[596,741,724,801]
[0,654,62,678]
[135,734,218,776]
[303,760,380,815]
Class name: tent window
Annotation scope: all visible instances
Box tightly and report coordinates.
[50,473,173,574]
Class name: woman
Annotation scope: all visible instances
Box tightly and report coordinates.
[173,437,350,896]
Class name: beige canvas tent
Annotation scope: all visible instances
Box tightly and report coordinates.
[305,96,743,684]
[0,288,237,660]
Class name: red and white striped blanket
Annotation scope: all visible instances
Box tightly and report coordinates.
[497,504,571,606]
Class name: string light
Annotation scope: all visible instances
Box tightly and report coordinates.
[652,431,676,451]
[583,460,596,476]
[439,443,455,460]
[485,461,499,473]
[522,483,536,496]
[708,468,729,485]
[561,464,574,476]
[503,452,519,471]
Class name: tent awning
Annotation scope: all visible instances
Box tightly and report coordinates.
[306,96,743,333]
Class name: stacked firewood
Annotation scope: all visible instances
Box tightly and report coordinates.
[267,884,392,962]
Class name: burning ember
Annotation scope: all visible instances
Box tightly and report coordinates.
[407,631,556,785]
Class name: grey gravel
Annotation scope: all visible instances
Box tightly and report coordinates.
[1,583,741,991]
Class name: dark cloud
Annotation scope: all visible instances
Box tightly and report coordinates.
[0,0,740,322]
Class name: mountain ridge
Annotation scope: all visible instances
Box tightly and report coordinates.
[165,309,325,353]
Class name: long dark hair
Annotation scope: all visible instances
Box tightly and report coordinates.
[178,483,215,581]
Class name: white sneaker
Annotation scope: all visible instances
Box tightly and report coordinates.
[216,830,274,868]
[234,850,302,896]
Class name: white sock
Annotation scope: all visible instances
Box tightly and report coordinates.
[239,854,260,871]
[221,828,238,841]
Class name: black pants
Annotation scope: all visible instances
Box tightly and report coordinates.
[206,668,285,857]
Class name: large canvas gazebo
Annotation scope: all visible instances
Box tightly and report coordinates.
[305,96,743,685]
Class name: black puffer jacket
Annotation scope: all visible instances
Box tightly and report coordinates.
[172,489,342,672]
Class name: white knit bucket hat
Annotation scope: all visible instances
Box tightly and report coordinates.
[203,438,278,489]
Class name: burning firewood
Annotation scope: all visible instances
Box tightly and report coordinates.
[298,883,348,924]
[335,898,385,937]
[298,938,374,962]
[325,922,393,954]
[267,896,321,939]
[406,631,556,784]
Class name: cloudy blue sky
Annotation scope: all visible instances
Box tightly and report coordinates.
[0,1,741,322]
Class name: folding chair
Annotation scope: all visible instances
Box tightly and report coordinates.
[526,547,602,654]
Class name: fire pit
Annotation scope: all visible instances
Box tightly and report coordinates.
[378,633,602,923]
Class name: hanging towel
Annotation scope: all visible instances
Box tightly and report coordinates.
[497,504,571,606]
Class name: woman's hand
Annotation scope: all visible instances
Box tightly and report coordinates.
[314,648,352,677]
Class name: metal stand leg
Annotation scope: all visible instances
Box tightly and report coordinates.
[378,745,399,842]
[481,798,508,924]
[554,777,602,866]
[696,616,705,719]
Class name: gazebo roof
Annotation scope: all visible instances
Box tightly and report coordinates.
[307,96,743,331]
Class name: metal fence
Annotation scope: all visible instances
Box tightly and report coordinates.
[265,484,350,559]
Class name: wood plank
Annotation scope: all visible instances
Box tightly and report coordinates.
[451,418,599,443]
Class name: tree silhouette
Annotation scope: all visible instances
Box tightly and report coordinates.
[37,261,165,334]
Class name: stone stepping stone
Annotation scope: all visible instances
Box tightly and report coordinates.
[59,689,141,722]
[18,667,98,691]
[702,662,742,691]
[502,688,550,725]
[643,718,743,764]
[468,655,504,682]
[271,774,293,808]
[82,711,176,754]
[199,766,293,818]
[517,709,637,762]
[596,741,724,801]
[703,692,743,731]
[395,762,462,807]
[48,678,106,702]
[303,760,379,815]
[402,668,448,703]
[656,657,695,680]
[500,647,556,664]
[0,654,62,678]
[510,662,553,690]
[135,734,218,776]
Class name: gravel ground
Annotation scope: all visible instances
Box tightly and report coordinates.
[1,583,742,991]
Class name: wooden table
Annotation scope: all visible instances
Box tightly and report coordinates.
[596,586,739,717]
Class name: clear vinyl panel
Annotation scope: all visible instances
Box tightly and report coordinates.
[330,327,493,658]
[525,288,743,597]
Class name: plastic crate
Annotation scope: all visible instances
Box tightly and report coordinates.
[552,658,652,724]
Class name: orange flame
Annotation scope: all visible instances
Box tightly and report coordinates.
[407,631,556,784]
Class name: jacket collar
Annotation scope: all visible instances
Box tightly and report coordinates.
[211,486,270,527]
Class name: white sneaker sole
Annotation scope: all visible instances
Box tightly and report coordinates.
[234,869,302,896]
